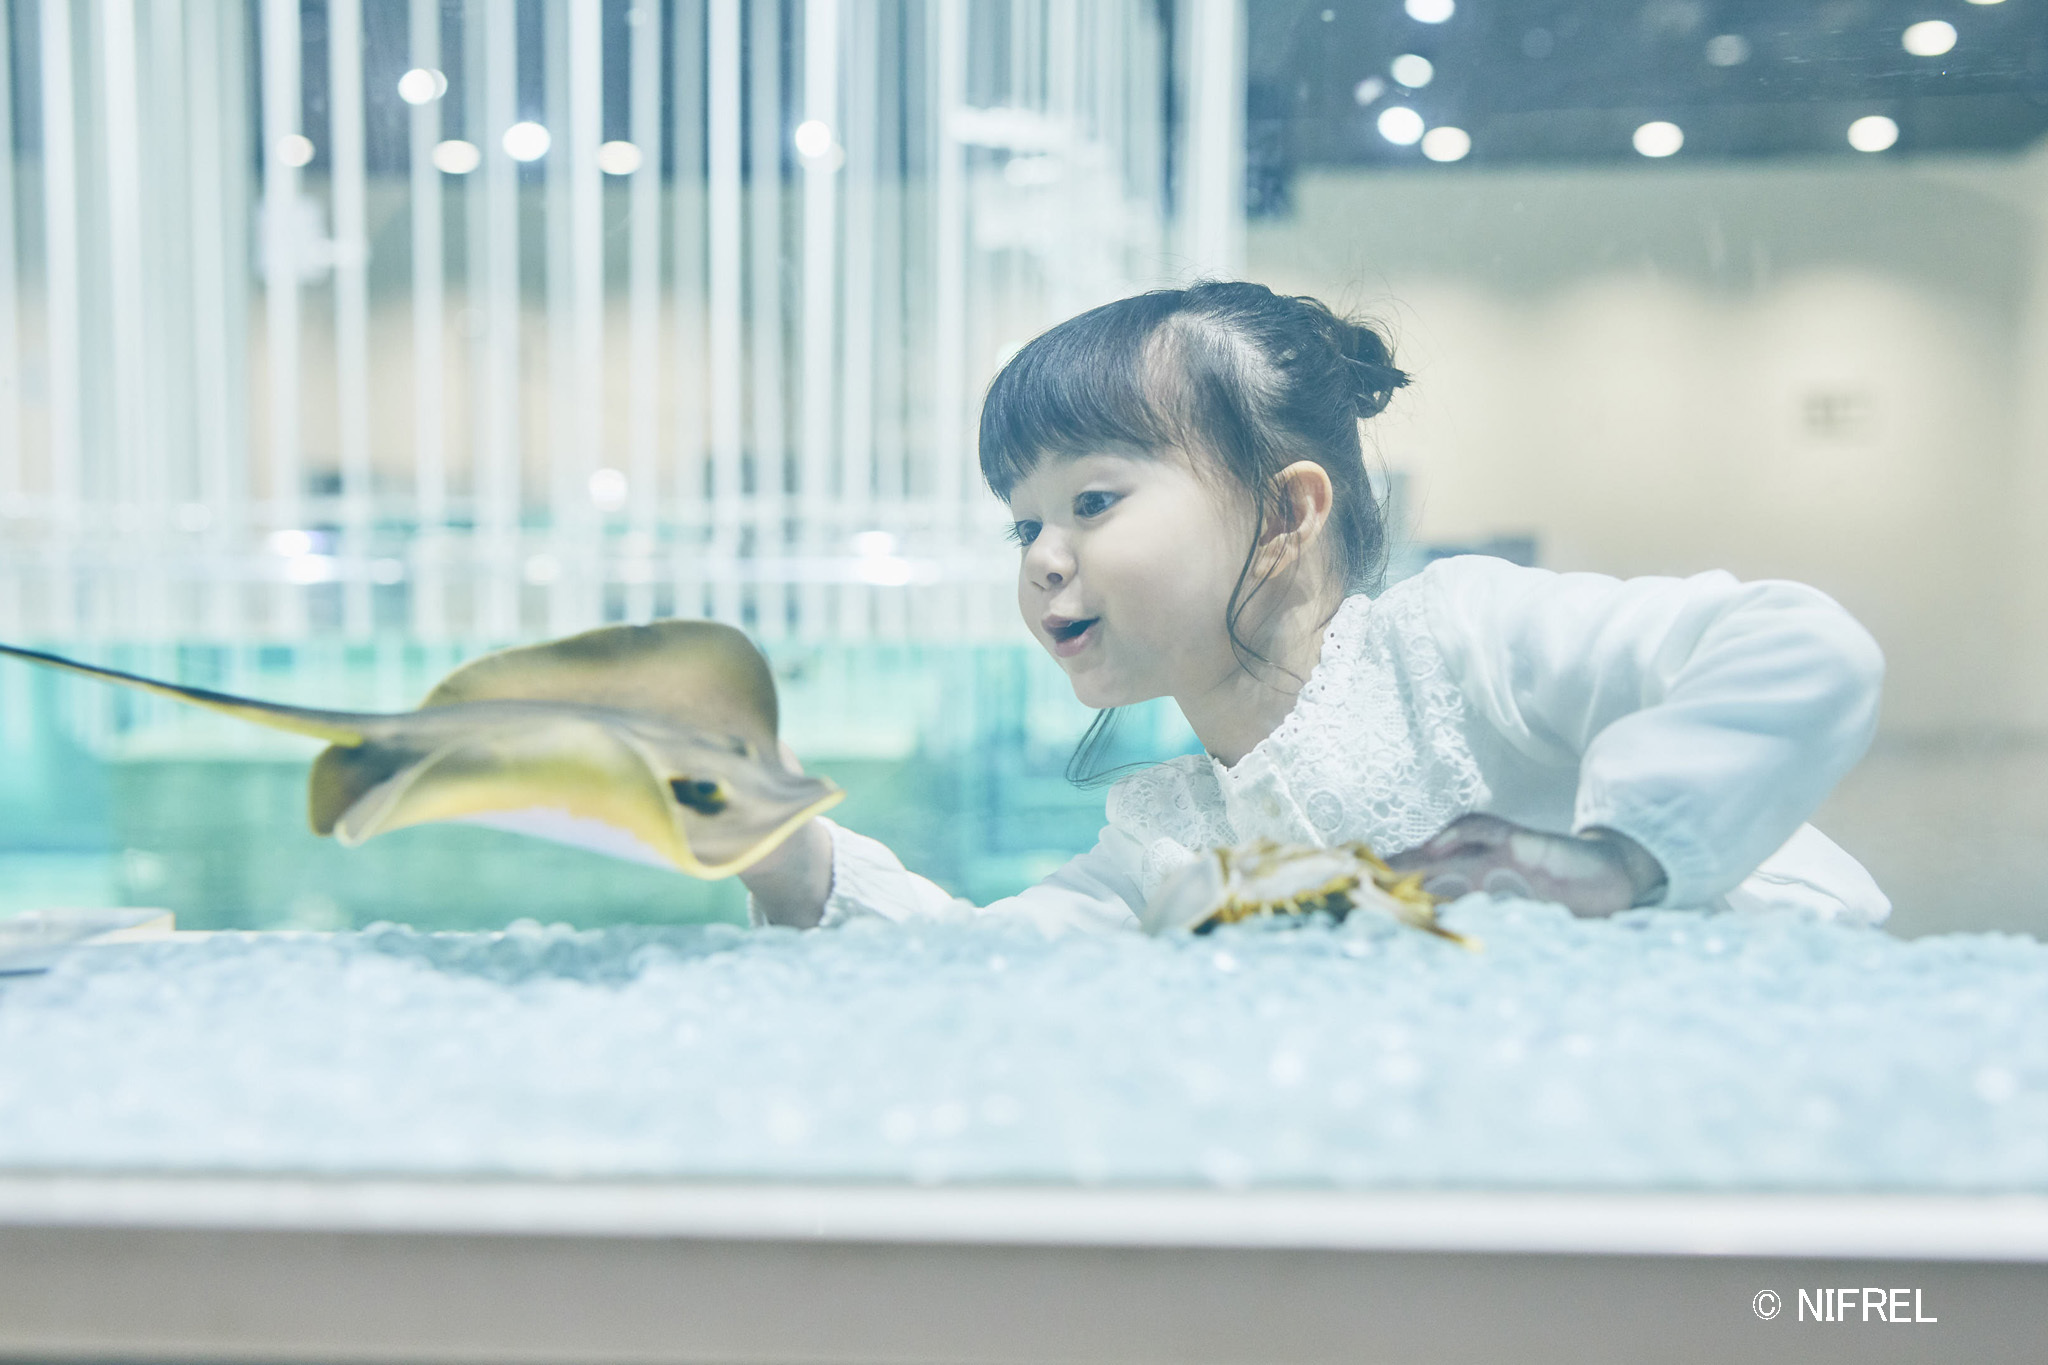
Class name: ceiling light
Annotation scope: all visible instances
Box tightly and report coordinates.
[793,119,834,159]
[397,68,447,105]
[1847,115,1899,152]
[502,121,551,162]
[1420,126,1470,162]
[1377,106,1425,146]
[597,140,642,175]
[1901,20,1957,56]
[1389,54,1434,88]
[1404,0,1454,23]
[431,139,481,174]
[1352,77,1385,106]
[1633,121,1683,158]
[276,134,314,168]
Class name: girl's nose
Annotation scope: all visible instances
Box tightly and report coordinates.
[1024,532,1074,591]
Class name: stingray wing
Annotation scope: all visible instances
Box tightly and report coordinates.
[0,642,369,745]
[320,716,687,861]
[313,711,844,879]
[418,620,782,759]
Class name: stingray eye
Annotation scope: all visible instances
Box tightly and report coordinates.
[668,776,729,815]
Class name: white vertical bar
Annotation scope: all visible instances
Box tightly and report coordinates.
[187,0,240,638]
[39,0,82,548]
[997,0,1026,332]
[330,0,372,638]
[706,0,740,626]
[747,0,784,638]
[1179,0,1244,279]
[671,0,705,617]
[0,6,18,639]
[101,0,149,641]
[408,0,446,639]
[870,6,903,643]
[1045,0,1079,318]
[479,0,520,639]
[544,0,575,633]
[0,0,19,533]
[1135,0,1166,266]
[931,0,967,639]
[1099,2,1120,198]
[148,0,197,640]
[260,0,304,637]
[465,0,488,640]
[625,0,662,623]
[836,0,875,641]
[569,0,603,628]
[1110,0,1135,268]
[799,0,838,639]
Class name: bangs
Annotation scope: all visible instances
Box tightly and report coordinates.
[977,292,1193,499]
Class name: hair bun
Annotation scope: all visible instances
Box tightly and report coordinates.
[1335,318,1408,419]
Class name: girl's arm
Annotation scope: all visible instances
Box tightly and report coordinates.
[738,816,836,928]
[744,816,1148,933]
[1418,556,1885,910]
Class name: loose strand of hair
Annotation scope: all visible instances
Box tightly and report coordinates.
[1064,706,1157,789]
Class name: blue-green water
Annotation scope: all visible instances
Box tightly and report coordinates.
[0,639,1199,931]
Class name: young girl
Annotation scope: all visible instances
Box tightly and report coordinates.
[741,281,1889,932]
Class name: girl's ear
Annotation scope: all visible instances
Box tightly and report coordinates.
[1258,461,1335,571]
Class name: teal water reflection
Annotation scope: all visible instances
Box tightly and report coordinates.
[0,641,1199,930]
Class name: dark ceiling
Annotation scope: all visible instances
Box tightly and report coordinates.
[1247,0,2048,213]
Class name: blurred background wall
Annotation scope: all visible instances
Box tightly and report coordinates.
[1251,154,2048,935]
[1254,159,2042,738]
[3,0,2047,937]
[1239,0,2048,935]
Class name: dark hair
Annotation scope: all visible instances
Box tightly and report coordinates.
[977,280,1409,785]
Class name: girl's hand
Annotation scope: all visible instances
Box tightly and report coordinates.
[1384,813,1666,918]
[738,743,835,928]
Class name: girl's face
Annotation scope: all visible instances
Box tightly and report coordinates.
[1006,450,1253,710]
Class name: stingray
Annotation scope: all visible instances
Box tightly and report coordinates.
[0,623,844,879]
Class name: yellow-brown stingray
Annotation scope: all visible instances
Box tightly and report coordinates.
[0,622,844,879]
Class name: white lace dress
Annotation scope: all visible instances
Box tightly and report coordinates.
[779,554,1891,933]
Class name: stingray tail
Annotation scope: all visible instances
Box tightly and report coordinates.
[0,642,369,746]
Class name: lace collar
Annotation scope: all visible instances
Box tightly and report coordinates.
[1106,578,1489,898]
[1206,591,1376,785]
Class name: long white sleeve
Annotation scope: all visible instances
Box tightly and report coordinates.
[776,818,1146,935]
[1419,556,1885,908]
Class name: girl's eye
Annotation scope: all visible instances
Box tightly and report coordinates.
[1005,520,1041,547]
[1073,490,1118,518]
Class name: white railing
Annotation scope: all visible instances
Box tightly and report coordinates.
[0,0,1242,650]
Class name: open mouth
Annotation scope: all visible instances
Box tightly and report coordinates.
[1049,617,1098,645]
[1047,617,1100,657]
